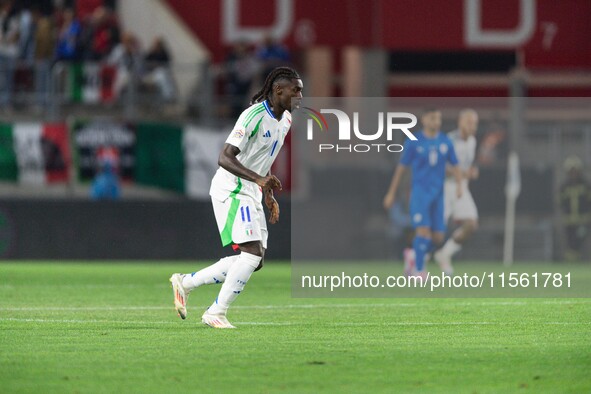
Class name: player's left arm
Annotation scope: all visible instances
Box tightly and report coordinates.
[445,164,474,178]
[264,170,280,224]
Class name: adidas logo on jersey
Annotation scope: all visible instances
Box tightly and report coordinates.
[263,130,271,138]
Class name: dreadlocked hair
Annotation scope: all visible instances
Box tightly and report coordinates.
[250,67,300,105]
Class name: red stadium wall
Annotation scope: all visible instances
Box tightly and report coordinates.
[165,0,591,70]
[76,0,108,17]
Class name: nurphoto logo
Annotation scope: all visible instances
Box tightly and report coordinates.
[302,107,418,153]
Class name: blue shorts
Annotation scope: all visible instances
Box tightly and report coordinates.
[409,190,446,233]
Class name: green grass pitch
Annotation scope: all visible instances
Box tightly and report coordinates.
[1,262,589,393]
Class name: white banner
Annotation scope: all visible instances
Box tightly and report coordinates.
[13,123,45,185]
[183,126,227,199]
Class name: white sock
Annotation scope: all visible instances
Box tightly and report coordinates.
[442,238,462,257]
[182,255,239,291]
[207,252,261,316]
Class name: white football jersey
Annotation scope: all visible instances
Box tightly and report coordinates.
[210,100,291,201]
[447,129,476,174]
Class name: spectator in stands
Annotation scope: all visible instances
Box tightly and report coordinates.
[17,2,34,65]
[32,6,54,109]
[559,156,591,261]
[0,0,19,110]
[55,8,82,61]
[107,31,142,100]
[477,121,507,166]
[256,34,290,78]
[80,5,119,61]
[91,146,121,200]
[143,36,176,102]
[225,40,258,118]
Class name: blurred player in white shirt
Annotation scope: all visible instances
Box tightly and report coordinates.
[435,109,479,275]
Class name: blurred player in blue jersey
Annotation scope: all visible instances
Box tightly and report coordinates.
[383,109,463,279]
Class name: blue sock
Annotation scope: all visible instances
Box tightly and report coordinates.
[413,236,432,272]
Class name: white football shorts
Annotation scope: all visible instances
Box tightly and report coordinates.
[444,179,478,222]
[212,192,268,249]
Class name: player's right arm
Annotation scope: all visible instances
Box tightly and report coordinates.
[383,164,407,210]
[218,144,281,192]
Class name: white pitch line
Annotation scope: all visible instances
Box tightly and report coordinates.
[0,317,589,327]
[0,317,176,325]
[0,318,295,326]
[0,306,173,311]
[0,299,589,312]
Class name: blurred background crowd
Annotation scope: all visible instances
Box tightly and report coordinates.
[0,0,298,115]
[0,0,176,110]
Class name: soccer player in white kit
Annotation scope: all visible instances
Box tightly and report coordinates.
[434,109,479,275]
[169,67,303,328]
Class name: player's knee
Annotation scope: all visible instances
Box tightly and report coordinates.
[239,241,264,257]
[415,227,432,238]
